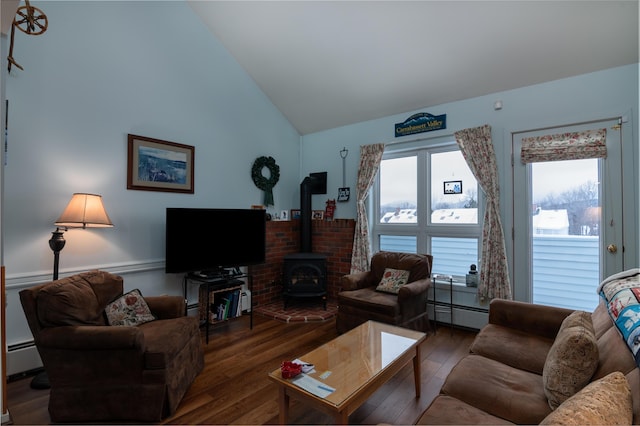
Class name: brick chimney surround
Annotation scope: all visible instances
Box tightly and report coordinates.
[248,218,355,308]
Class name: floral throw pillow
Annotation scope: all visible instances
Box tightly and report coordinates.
[540,371,632,425]
[376,268,411,294]
[542,310,598,409]
[105,289,156,326]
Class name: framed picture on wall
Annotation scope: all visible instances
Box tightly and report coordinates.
[127,134,195,193]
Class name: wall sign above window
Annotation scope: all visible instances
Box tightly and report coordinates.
[395,112,446,137]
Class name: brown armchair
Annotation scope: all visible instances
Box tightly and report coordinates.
[336,251,433,334]
[19,270,204,423]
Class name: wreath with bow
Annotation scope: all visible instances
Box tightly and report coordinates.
[251,156,280,206]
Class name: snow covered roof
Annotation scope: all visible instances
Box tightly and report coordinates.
[532,209,569,233]
[380,208,477,224]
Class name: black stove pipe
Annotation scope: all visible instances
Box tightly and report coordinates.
[299,172,327,253]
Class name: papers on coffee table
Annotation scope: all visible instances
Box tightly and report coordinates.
[293,358,315,374]
[291,373,335,398]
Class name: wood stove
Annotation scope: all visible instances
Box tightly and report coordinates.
[282,172,328,309]
[282,253,327,309]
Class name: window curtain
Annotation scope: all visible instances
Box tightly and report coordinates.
[350,143,385,273]
[454,125,512,301]
[521,128,607,163]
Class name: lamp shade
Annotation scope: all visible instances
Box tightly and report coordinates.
[55,193,114,228]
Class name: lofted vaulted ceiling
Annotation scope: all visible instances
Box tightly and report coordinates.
[3,1,637,135]
[189,1,639,135]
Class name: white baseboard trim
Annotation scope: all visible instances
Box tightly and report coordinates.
[1,410,11,424]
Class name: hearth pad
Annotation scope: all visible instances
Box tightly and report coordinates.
[254,300,337,323]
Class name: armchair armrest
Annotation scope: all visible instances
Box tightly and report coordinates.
[37,325,144,350]
[488,299,573,339]
[397,278,431,301]
[146,295,185,319]
[37,326,149,387]
[340,271,375,291]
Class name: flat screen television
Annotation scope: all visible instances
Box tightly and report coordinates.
[165,208,266,274]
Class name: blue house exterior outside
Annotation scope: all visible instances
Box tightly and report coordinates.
[381,235,599,312]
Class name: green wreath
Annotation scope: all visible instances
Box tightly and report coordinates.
[251,156,280,206]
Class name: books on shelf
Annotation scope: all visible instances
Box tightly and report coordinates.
[199,285,243,323]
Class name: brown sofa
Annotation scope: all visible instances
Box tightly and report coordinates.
[417,297,640,424]
[337,251,432,334]
[19,270,204,423]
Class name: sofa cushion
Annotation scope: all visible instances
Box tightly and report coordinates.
[375,268,410,294]
[593,326,638,380]
[542,310,598,409]
[105,289,156,326]
[625,369,640,423]
[35,270,124,328]
[369,251,431,284]
[416,395,514,425]
[469,323,555,375]
[37,277,102,327]
[540,371,632,425]
[591,302,615,339]
[337,287,399,317]
[441,354,551,424]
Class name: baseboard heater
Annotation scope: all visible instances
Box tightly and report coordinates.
[427,303,489,331]
[7,340,42,377]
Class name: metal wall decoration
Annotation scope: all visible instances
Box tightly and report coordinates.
[7,0,49,72]
[337,147,350,202]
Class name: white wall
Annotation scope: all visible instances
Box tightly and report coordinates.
[3,1,301,373]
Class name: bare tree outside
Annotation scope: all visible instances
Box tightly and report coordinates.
[534,180,599,235]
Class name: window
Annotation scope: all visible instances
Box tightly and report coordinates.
[530,158,601,310]
[373,140,481,279]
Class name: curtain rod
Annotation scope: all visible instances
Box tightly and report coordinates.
[511,116,621,136]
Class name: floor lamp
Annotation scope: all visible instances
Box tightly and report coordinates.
[31,193,113,389]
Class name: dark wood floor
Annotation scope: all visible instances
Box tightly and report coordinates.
[5,315,477,425]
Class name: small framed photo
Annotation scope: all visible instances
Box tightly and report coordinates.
[338,187,350,202]
[290,209,301,219]
[279,210,289,221]
[312,210,324,220]
[444,180,463,195]
[127,134,194,193]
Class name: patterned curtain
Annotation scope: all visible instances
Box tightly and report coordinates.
[454,125,512,301]
[521,128,607,163]
[350,143,385,273]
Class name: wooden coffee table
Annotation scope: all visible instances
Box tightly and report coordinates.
[268,320,426,424]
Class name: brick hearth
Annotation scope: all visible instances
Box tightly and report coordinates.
[254,300,338,323]
[248,218,355,309]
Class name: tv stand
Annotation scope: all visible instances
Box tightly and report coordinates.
[183,272,253,344]
[192,267,243,280]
